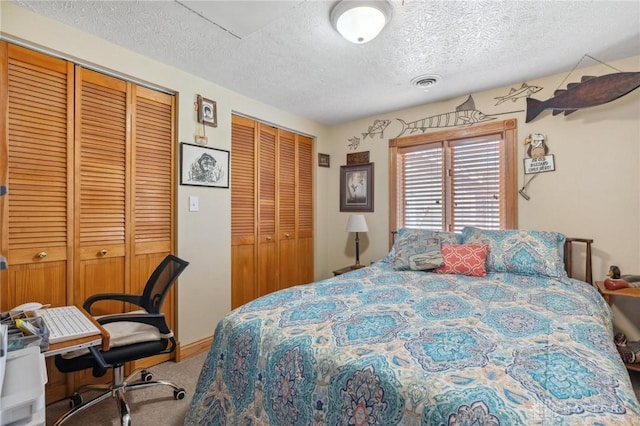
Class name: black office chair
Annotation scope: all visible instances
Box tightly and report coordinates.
[54,254,190,426]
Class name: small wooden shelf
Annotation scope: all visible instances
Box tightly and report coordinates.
[595,280,640,305]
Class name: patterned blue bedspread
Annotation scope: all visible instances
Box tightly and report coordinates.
[186,261,640,425]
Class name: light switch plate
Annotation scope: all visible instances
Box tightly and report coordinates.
[189,196,199,212]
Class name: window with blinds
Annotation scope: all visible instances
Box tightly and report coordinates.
[390,119,517,236]
[451,137,502,231]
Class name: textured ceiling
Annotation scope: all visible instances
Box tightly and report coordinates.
[11,0,640,125]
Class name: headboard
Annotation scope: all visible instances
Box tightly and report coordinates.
[564,237,593,284]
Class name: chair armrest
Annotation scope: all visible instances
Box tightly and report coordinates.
[84,293,145,313]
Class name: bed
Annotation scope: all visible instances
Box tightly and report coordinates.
[185,227,640,425]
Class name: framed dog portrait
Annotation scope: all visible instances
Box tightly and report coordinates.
[180,143,229,188]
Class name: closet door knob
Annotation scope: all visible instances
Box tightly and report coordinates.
[100,249,108,256]
[37,251,47,259]
[266,236,272,241]
[285,233,290,238]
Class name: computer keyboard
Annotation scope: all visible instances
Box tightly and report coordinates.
[35,306,101,344]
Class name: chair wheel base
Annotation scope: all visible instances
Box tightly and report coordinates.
[141,369,153,381]
[69,392,82,409]
[174,388,186,400]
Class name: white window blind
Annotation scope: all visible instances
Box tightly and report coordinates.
[450,137,502,232]
[399,146,443,229]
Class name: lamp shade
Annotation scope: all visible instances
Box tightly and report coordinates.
[346,214,368,232]
[330,0,392,44]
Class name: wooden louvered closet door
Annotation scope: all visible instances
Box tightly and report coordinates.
[1,43,74,402]
[72,68,129,389]
[1,43,176,401]
[258,123,277,297]
[297,135,314,284]
[130,85,176,370]
[74,68,128,316]
[230,114,314,308]
[278,130,297,289]
[231,116,257,308]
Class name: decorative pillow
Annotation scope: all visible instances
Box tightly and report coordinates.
[385,228,460,262]
[435,244,488,277]
[392,234,444,271]
[460,227,567,278]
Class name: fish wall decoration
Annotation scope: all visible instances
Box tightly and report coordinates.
[347,136,361,150]
[525,71,640,123]
[362,119,391,139]
[396,95,522,137]
[494,83,542,105]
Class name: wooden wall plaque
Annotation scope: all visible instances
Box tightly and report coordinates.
[346,151,369,165]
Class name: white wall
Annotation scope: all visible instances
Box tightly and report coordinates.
[325,57,640,337]
[1,3,331,345]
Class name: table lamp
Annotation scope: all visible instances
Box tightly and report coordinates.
[346,214,368,267]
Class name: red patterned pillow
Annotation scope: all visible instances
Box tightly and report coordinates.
[435,244,489,277]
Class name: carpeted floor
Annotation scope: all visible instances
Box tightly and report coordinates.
[45,351,207,426]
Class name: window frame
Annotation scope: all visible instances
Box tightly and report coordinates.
[389,119,518,248]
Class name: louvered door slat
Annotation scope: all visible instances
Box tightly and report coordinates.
[78,72,127,247]
[278,131,296,233]
[297,136,313,234]
[259,124,276,236]
[7,53,69,252]
[134,89,173,248]
[232,119,256,240]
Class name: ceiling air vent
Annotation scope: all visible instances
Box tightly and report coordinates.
[411,74,440,90]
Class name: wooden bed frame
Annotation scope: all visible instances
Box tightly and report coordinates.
[564,237,593,284]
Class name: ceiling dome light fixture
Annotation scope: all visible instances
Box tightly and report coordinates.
[330,0,392,44]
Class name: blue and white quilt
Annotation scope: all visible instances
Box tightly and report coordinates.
[186,261,640,425]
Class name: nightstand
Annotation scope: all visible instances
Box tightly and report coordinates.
[332,264,364,276]
[595,280,640,372]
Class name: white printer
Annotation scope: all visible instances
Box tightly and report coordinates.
[0,323,47,426]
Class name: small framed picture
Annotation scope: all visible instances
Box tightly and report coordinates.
[340,162,374,212]
[180,143,229,188]
[197,95,217,128]
[318,153,330,168]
